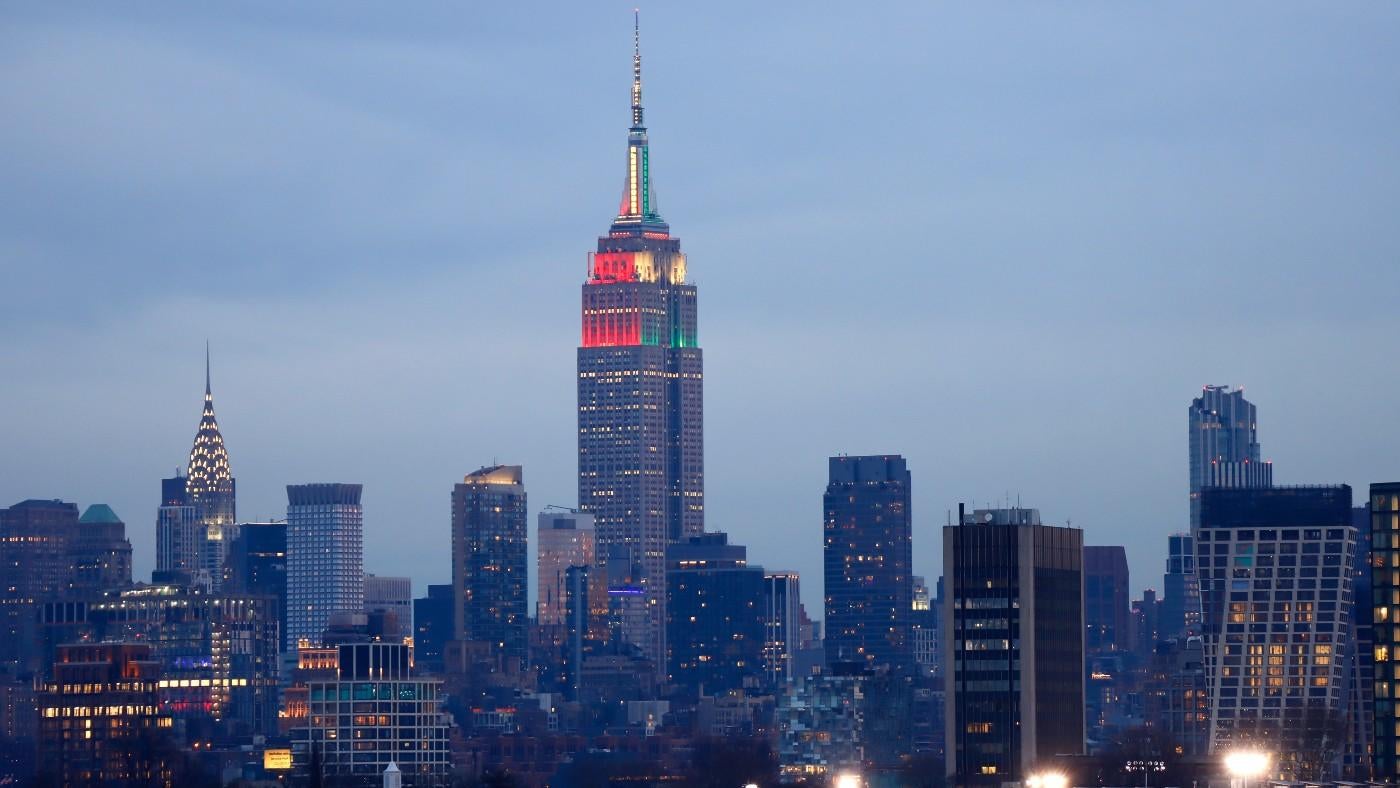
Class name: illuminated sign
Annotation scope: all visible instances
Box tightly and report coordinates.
[264,749,293,770]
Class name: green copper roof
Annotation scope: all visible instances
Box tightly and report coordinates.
[79,503,122,524]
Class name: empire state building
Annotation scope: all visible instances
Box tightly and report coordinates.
[577,15,703,665]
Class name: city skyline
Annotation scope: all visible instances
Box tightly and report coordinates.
[3,3,1399,619]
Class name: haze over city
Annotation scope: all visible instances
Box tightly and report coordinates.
[3,1,1398,615]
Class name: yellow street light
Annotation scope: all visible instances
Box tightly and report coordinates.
[1026,771,1069,788]
[1223,750,1270,780]
[834,773,862,788]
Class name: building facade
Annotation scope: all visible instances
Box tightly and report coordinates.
[1371,483,1400,780]
[452,465,528,661]
[294,643,450,786]
[537,510,596,627]
[577,19,703,667]
[943,507,1085,785]
[156,474,200,583]
[71,504,133,594]
[1189,385,1271,528]
[1084,545,1130,654]
[413,584,453,676]
[226,521,288,651]
[1161,531,1202,640]
[764,571,803,688]
[0,499,84,672]
[286,483,364,648]
[1197,485,1354,779]
[37,643,173,787]
[823,455,914,672]
[364,573,413,641]
[665,533,765,697]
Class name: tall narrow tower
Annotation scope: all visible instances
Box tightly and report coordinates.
[1188,385,1270,528]
[186,347,237,589]
[577,14,703,666]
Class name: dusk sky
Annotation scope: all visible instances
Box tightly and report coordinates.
[3,3,1398,615]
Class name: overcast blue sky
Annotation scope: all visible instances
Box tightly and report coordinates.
[3,3,1398,615]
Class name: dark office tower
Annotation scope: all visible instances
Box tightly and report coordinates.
[1189,385,1271,528]
[70,504,132,593]
[1160,532,1201,639]
[1197,486,1354,779]
[1131,589,1161,659]
[1344,504,1374,782]
[1084,546,1129,654]
[286,484,364,648]
[1372,483,1400,781]
[764,571,802,688]
[666,533,765,697]
[227,521,288,650]
[37,643,172,786]
[413,584,453,676]
[943,507,1085,785]
[155,473,199,583]
[186,350,237,589]
[452,465,528,662]
[577,16,703,667]
[0,499,81,672]
[823,455,914,672]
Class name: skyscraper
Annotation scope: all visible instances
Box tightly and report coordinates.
[764,571,803,688]
[1160,531,1201,640]
[823,455,913,672]
[186,350,237,590]
[227,521,288,651]
[70,504,132,594]
[943,507,1085,785]
[1371,482,1400,781]
[577,15,703,666]
[451,465,527,662]
[1189,385,1271,528]
[1084,545,1130,654]
[1197,485,1354,779]
[537,510,596,627]
[0,500,82,671]
[665,533,765,697]
[286,483,364,648]
[155,473,199,583]
[364,573,412,640]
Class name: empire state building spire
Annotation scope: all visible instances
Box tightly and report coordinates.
[614,10,664,233]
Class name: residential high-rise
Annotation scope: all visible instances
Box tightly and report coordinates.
[1084,546,1130,654]
[1160,531,1201,639]
[227,521,288,651]
[823,455,914,672]
[286,484,364,648]
[1189,386,1271,528]
[577,16,703,666]
[186,351,237,590]
[451,465,527,661]
[537,510,596,626]
[943,507,1085,785]
[764,571,802,688]
[1371,483,1400,781]
[666,533,765,697]
[364,573,412,641]
[1345,503,1374,781]
[1197,485,1354,780]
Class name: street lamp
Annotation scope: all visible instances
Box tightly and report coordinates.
[1025,771,1068,788]
[1224,750,1270,788]
[1125,759,1166,788]
[834,773,862,788]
